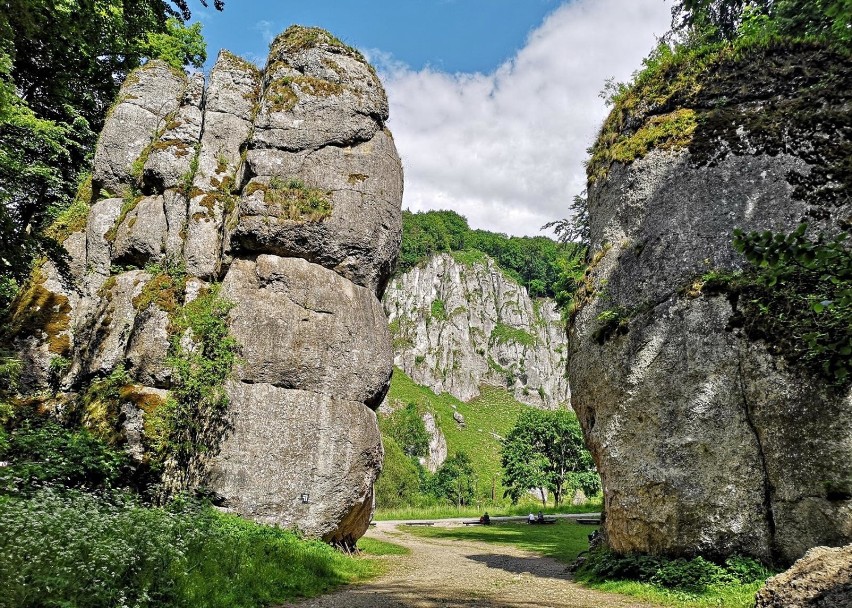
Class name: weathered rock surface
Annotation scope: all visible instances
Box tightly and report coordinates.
[383,253,570,409]
[755,544,852,608]
[93,61,187,196]
[9,26,402,545]
[569,46,851,564]
[210,382,383,545]
[420,412,447,473]
[222,255,392,407]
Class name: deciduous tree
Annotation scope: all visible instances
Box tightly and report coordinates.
[501,409,598,506]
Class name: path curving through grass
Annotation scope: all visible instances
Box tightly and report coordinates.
[283,521,663,608]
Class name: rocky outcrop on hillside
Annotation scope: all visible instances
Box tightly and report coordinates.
[755,544,852,608]
[568,45,851,564]
[8,27,402,545]
[383,253,570,409]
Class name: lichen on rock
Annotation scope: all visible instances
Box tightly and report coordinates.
[569,41,851,565]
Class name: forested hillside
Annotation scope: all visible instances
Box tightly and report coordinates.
[398,209,584,300]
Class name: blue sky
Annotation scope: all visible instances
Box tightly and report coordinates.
[192,0,674,236]
[195,0,563,74]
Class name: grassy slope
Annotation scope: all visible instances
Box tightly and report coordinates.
[403,523,768,608]
[382,368,528,499]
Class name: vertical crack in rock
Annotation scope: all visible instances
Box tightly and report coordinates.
[736,342,778,562]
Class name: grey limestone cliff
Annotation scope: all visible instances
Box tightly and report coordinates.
[10,26,403,545]
[568,45,851,564]
[383,253,570,409]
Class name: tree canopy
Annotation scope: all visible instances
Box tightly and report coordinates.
[671,0,852,44]
[427,452,477,508]
[0,0,221,313]
[501,409,599,506]
[399,209,585,300]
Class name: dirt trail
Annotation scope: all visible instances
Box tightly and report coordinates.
[285,522,664,608]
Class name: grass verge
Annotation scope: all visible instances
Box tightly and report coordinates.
[402,522,769,607]
[401,520,595,564]
[357,537,411,556]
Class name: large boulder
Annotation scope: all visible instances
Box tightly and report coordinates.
[568,44,851,564]
[755,545,852,607]
[9,26,402,545]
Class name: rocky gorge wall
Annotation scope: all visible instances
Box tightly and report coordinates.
[8,27,402,545]
[383,253,570,409]
[568,44,851,565]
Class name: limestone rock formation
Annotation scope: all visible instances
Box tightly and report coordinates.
[568,45,851,564]
[420,411,447,473]
[754,545,852,608]
[383,253,570,409]
[8,26,402,545]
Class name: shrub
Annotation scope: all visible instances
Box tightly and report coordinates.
[0,419,128,495]
[577,548,773,593]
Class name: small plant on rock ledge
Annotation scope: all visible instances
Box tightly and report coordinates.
[246,177,332,222]
[731,223,851,387]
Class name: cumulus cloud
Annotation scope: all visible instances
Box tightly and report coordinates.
[374,0,672,236]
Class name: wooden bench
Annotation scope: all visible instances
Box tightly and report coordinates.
[463,520,483,526]
[527,518,557,525]
[405,522,435,526]
[576,518,601,525]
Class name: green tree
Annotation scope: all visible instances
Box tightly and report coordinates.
[0,0,221,313]
[141,17,207,70]
[428,452,477,507]
[380,402,430,459]
[501,409,598,506]
[671,0,852,44]
[375,435,423,509]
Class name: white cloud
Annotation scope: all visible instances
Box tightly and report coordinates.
[375,0,672,237]
[255,19,277,45]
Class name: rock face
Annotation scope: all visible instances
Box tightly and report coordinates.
[568,46,851,564]
[9,27,402,545]
[755,545,852,608]
[420,412,447,473]
[383,253,570,409]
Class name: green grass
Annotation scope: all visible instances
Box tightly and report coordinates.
[0,489,382,608]
[357,537,411,556]
[374,499,601,521]
[489,322,537,347]
[582,578,767,608]
[382,368,531,499]
[402,520,596,564]
[403,521,768,608]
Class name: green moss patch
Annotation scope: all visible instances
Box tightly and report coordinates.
[490,323,536,348]
[246,177,332,222]
[105,193,144,243]
[5,268,72,355]
[588,41,852,214]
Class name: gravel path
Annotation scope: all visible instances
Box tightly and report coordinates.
[284,522,664,608]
